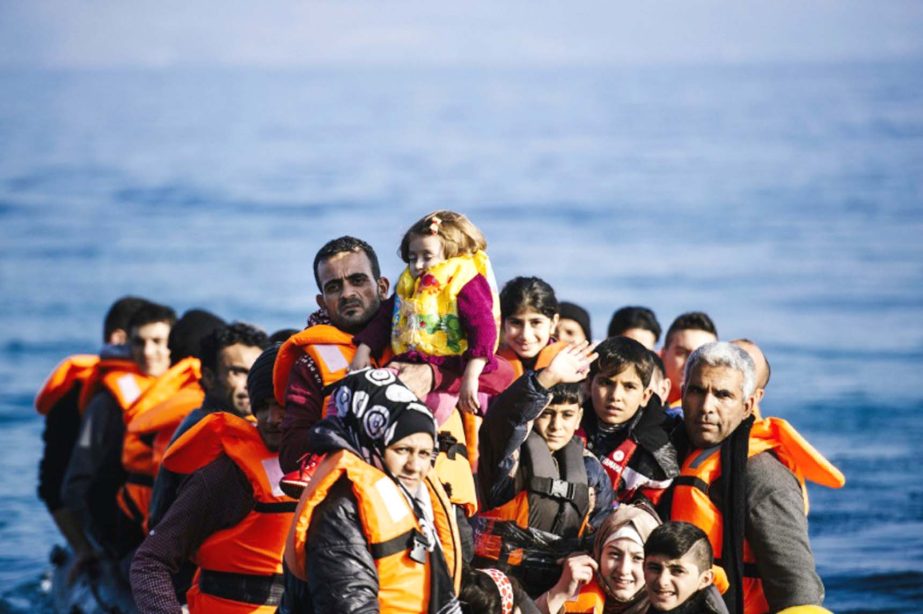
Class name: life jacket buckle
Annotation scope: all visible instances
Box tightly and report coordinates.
[549,479,574,499]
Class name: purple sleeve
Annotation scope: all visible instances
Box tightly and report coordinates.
[457,274,497,368]
[352,294,395,358]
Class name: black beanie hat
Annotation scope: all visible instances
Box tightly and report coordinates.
[168,309,226,363]
[247,343,280,412]
[559,301,592,341]
[386,403,438,447]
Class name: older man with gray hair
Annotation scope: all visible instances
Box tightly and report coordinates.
[665,342,844,614]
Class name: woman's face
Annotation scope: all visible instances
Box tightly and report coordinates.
[382,432,436,492]
[503,308,559,359]
[599,537,646,602]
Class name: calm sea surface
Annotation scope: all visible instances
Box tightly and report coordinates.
[1,63,922,612]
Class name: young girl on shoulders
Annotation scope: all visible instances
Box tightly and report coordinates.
[351,210,503,414]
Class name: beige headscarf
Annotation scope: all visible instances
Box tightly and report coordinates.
[592,502,662,614]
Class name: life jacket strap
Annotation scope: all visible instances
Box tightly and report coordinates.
[369,528,417,560]
[253,501,297,514]
[125,472,154,487]
[715,558,761,579]
[199,569,285,606]
[673,475,709,494]
[438,431,469,460]
[118,487,145,526]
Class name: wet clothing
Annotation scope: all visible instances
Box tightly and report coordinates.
[580,396,679,507]
[131,454,254,613]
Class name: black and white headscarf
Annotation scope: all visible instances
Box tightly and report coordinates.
[332,367,437,474]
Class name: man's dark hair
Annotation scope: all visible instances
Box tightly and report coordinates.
[589,336,655,387]
[168,309,226,364]
[663,311,717,349]
[607,306,661,343]
[549,382,584,406]
[103,296,151,341]
[499,276,559,322]
[127,301,177,335]
[649,350,665,379]
[645,521,713,574]
[200,322,270,373]
[312,236,381,291]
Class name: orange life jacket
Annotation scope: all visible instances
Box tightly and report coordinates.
[77,358,150,414]
[35,354,101,416]
[117,358,203,528]
[561,578,606,613]
[273,325,392,412]
[129,385,205,477]
[670,417,846,614]
[435,408,479,517]
[163,412,295,614]
[498,341,568,380]
[285,449,463,613]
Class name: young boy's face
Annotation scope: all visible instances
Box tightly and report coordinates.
[130,321,172,378]
[533,402,582,452]
[643,552,713,611]
[590,365,653,426]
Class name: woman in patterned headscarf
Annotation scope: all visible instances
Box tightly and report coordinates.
[286,368,463,614]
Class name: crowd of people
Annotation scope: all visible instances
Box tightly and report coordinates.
[35,210,846,614]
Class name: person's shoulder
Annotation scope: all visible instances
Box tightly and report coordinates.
[746,450,802,495]
[306,476,364,546]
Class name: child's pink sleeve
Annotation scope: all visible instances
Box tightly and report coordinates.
[456,274,498,367]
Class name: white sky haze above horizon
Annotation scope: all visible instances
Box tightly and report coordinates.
[2,1,922,69]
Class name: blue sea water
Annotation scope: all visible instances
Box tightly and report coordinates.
[1,62,922,612]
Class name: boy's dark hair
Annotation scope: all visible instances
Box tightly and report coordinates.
[269,328,299,344]
[312,236,381,291]
[649,350,666,379]
[549,382,584,406]
[168,309,226,364]
[200,322,270,373]
[589,336,654,387]
[607,306,661,343]
[104,296,151,341]
[499,276,558,322]
[663,311,717,349]
[645,521,713,573]
[127,302,177,335]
